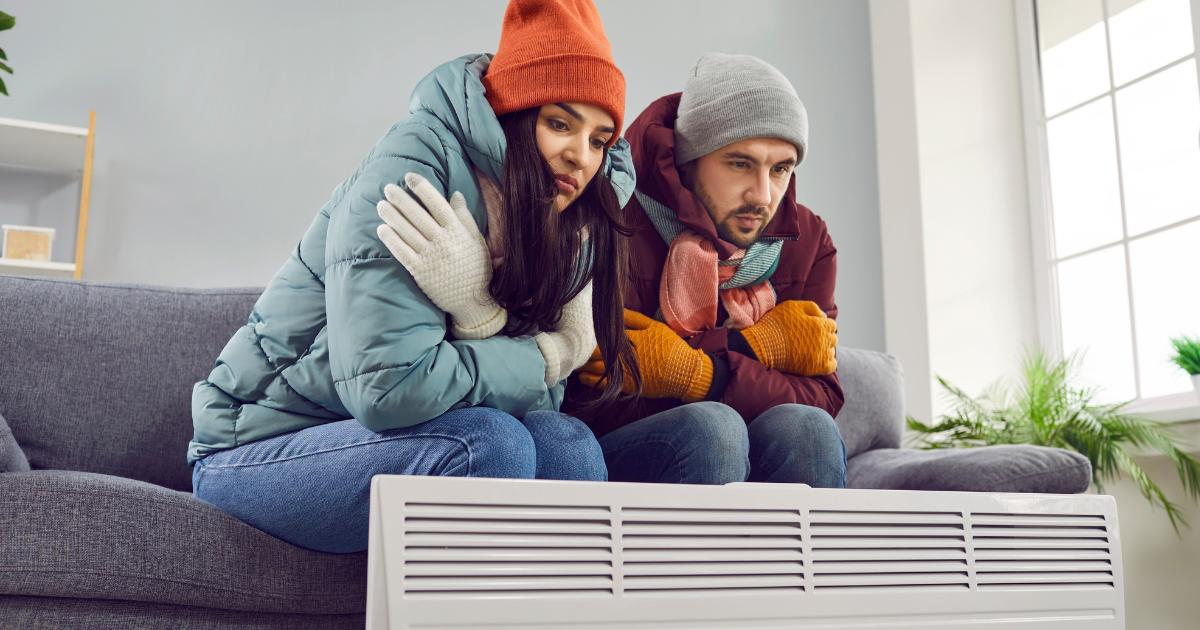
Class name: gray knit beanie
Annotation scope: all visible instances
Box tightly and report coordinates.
[674,53,809,166]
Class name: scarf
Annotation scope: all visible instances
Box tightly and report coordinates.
[636,190,783,336]
[474,167,507,269]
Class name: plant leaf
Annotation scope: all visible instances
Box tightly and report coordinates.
[0,76,7,96]
[1113,448,1187,534]
[0,12,13,32]
[1107,415,1200,501]
[0,47,7,61]
[0,60,11,74]
[1171,335,1200,374]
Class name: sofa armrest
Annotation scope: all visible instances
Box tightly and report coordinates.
[833,348,905,459]
[0,408,30,473]
[846,446,1092,493]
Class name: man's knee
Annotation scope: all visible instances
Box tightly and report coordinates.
[673,402,750,483]
[750,404,846,486]
[752,404,841,448]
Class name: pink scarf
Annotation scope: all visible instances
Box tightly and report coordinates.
[659,232,776,336]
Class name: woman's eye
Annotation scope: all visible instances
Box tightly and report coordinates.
[548,118,569,131]
[731,161,749,169]
[591,138,607,150]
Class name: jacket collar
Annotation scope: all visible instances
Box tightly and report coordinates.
[408,54,506,184]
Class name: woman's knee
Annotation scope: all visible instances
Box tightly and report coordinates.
[419,406,538,479]
[522,410,596,444]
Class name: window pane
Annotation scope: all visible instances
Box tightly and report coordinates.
[1115,60,1200,236]
[1057,246,1137,402]
[1038,0,1112,115]
[1046,98,1125,257]
[1107,0,1195,85]
[1129,221,1200,398]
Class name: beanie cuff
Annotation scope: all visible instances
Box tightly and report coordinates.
[484,53,626,142]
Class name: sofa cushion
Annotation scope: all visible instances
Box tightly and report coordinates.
[834,349,904,458]
[0,409,30,473]
[0,277,259,491]
[846,445,1092,493]
[0,470,365,614]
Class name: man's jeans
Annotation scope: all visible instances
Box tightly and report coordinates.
[192,407,606,553]
[599,401,846,487]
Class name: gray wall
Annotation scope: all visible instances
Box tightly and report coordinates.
[0,0,884,351]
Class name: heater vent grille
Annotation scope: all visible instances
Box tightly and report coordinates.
[392,499,1119,598]
[969,512,1115,590]
[401,502,614,597]
[620,507,805,594]
[809,509,969,591]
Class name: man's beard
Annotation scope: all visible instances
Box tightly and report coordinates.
[688,174,772,248]
[715,206,768,248]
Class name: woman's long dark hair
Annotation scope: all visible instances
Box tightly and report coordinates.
[491,107,640,409]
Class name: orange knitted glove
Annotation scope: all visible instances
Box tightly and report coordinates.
[737,300,838,376]
[577,310,714,402]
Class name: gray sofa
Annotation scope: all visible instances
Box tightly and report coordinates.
[0,276,1091,629]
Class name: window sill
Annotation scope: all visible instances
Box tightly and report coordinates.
[1122,393,1200,457]
[1124,392,1200,423]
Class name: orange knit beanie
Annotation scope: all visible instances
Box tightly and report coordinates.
[483,0,625,142]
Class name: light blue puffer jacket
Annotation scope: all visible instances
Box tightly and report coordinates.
[188,54,635,463]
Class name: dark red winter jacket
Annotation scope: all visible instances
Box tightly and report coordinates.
[564,93,844,436]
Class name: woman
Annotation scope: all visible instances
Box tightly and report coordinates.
[188,0,637,553]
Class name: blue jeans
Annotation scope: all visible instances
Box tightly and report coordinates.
[599,402,846,487]
[192,407,606,553]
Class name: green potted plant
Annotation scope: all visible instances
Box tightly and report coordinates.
[0,11,13,96]
[1171,335,1200,400]
[907,349,1200,532]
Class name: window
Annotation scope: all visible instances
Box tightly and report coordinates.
[1023,0,1200,407]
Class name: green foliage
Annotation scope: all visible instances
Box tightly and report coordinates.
[1170,335,1200,376]
[907,350,1200,533]
[0,11,13,96]
[0,10,11,96]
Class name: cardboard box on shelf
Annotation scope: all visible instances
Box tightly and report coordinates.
[2,225,56,262]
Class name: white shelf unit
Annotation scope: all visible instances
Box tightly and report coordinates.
[0,113,96,279]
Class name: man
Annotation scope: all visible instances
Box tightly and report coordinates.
[567,53,845,487]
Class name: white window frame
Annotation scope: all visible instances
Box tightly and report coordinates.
[1014,0,1200,422]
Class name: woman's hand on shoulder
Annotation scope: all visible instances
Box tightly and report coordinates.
[376,172,506,339]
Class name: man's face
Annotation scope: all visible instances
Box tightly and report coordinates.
[685,137,798,248]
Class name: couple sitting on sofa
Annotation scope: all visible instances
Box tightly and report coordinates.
[188,0,845,554]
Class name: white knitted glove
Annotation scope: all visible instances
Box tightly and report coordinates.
[376,173,506,340]
[534,281,597,385]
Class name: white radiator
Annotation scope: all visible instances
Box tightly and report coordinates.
[366,476,1123,629]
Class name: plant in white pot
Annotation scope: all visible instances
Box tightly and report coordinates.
[1170,335,1200,400]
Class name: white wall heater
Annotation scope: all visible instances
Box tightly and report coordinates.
[366,476,1123,629]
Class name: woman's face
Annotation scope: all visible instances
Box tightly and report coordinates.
[534,102,615,212]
